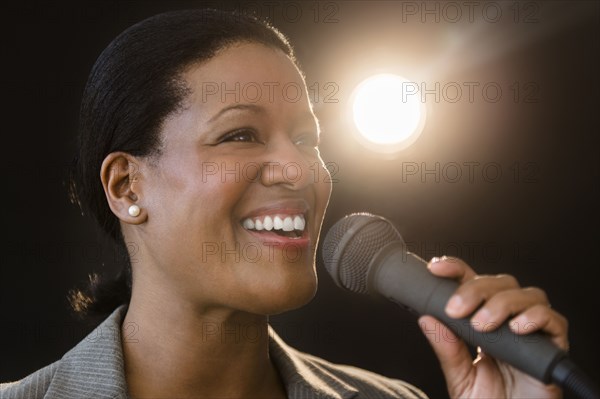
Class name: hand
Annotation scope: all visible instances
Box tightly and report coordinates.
[418,256,568,399]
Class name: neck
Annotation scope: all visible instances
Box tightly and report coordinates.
[121,285,286,399]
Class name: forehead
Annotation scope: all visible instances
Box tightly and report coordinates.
[182,42,306,109]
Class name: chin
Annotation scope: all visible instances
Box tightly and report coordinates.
[248,272,318,316]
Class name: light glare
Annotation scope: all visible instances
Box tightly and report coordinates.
[352,74,425,151]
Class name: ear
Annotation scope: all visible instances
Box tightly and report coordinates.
[100,152,148,225]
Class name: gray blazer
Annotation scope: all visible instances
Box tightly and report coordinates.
[1,306,428,398]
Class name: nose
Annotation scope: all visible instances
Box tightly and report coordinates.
[259,139,314,190]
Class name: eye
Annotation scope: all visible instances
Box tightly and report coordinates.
[219,129,259,144]
[294,132,320,148]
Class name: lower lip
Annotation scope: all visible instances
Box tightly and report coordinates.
[243,228,311,248]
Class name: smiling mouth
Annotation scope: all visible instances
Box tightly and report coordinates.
[242,214,306,239]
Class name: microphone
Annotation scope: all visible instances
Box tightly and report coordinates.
[321,212,599,399]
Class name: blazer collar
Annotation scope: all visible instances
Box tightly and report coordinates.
[44,305,358,399]
[44,305,129,398]
[269,328,359,399]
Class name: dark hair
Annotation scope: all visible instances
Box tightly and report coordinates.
[68,9,295,323]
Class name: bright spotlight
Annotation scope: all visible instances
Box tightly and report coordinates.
[351,73,426,153]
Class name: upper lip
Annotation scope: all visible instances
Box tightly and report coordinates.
[240,199,310,221]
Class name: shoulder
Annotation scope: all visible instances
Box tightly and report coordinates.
[1,306,130,399]
[0,360,60,399]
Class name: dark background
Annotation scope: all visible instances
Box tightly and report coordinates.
[1,1,598,398]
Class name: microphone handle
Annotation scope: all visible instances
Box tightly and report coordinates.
[368,242,566,384]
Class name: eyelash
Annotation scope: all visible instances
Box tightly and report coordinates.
[219,129,320,148]
[219,129,259,143]
[294,134,320,148]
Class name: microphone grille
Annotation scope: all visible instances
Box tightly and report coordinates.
[322,213,403,294]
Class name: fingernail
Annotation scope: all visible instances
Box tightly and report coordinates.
[445,295,463,315]
[471,309,490,326]
[509,315,528,331]
[428,257,440,268]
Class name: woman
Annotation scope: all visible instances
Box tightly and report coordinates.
[1,9,568,399]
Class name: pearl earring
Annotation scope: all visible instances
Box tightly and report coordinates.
[128,204,141,217]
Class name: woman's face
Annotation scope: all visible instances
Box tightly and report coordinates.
[131,42,332,315]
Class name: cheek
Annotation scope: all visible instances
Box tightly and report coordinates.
[184,170,250,241]
[315,161,333,210]
[200,169,249,207]
[145,167,246,239]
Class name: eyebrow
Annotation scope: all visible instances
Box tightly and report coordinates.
[207,103,320,134]
[207,103,265,123]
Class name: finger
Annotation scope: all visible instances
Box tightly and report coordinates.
[427,256,476,283]
[418,315,475,393]
[445,274,520,319]
[470,287,549,331]
[509,304,569,351]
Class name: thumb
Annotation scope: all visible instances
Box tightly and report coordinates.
[418,315,475,389]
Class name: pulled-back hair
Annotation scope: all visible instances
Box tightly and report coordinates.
[68,9,295,323]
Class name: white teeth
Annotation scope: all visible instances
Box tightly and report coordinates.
[242,214,306,232]
[243,219,254,229]
[263,216,273,231]
[293,216,305,230]
[273,216,283,230]
[282,217,294,231]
